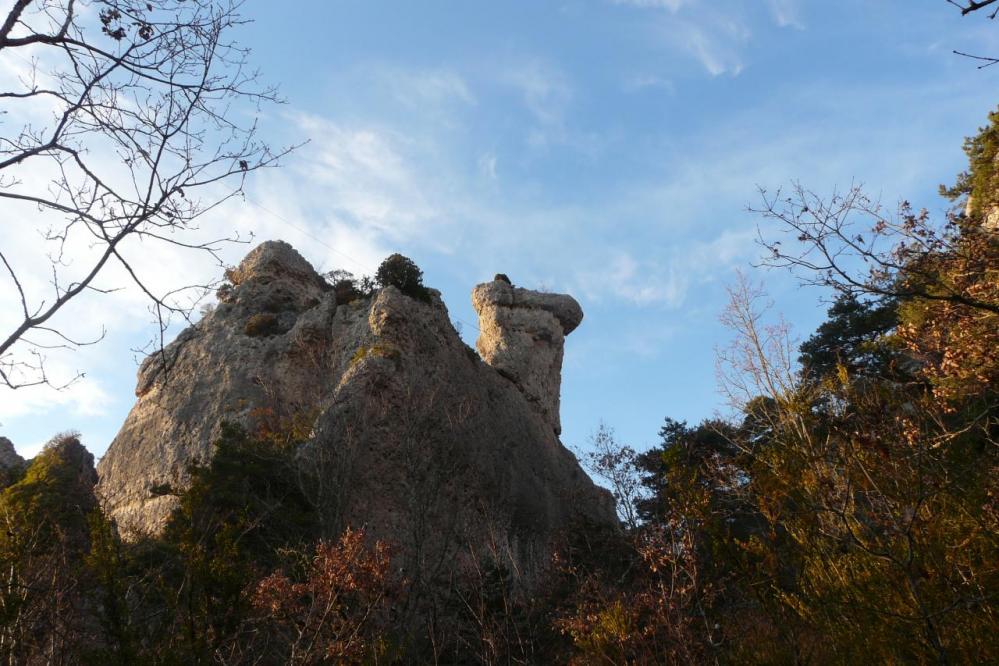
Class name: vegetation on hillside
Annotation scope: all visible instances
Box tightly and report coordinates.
[1,108,996,666]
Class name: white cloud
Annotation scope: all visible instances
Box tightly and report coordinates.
[288,113,452,249]
[677,20,746,76]
[502,60,573,128]
[624,74,676,93]
[371,65,476,108]
[767,0,804,29]
[478,152,498,180]
[610,0,756,77]
[0,367,112,423]
[572,228,756,309]
[613,0,687,11]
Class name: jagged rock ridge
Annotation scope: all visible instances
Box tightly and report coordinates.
[96,241,614,572]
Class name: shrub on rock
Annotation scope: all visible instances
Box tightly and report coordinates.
[244,312,281,337]
[375,254,431,302]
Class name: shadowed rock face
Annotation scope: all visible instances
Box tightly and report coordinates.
[96,241,615,570]
[0,437,24,472]
[471,280,583,435]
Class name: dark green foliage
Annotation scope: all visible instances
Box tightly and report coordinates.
[153,423,317,659]
[325,268,376,304]
[634,418,740,525]
[375,253,431,302]
[940,105,999,216]
[0,433,97,551]
[798,293,900,379]
[0,462,24,491]
[163,422,317,561]
[87,423,322,663]
[84,512,139,665]
[494,273,512,285]
[0,433,98,663]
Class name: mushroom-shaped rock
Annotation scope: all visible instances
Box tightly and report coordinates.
[471,279,583,435]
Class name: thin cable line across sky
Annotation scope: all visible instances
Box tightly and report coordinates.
[242,197,374,275]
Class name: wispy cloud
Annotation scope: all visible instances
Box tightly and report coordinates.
[478,152,498,180]
[611,0,751,77]
[372,65,476,108]
[767,0,804,29]
[672,18,747,76]
[623,74,675,93]
[0,347,112,426]
[502,59,573,129]
[613,0,687,11]
[572,228,756,309]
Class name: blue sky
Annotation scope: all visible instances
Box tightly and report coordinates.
[1,0,997,459]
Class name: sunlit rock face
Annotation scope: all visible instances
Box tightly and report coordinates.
[96,241,614,573]
[96,241,335,536]
[963,195,999,232]
[471,279,583,435]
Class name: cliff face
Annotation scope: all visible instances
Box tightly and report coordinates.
[0,437,25,486]
[0,437,24,471]
[96,241,615,566]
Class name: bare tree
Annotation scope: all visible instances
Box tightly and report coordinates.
[946,0,999,66]
[0,0,296,389]
[576,422,645,530]
[947,0,999,17]
[715,271,801,411]
[751,183,999,316]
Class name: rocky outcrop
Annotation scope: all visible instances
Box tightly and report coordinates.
[97,241,337,535]
[96,241,615,570]
[471,279,583,435]
[964,195,999,232]
[0,436,25,472]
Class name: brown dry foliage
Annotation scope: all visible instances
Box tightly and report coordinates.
[250,528,397,664]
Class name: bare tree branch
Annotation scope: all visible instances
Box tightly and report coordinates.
[946,0,999,64]
[751,183,999,315]
[0,0,300,390]
[947,0,999,18]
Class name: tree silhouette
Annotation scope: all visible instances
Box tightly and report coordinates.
[0,0,297,389]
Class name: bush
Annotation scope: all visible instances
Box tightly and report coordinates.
[375,254,431,302]
[324,269,376,305]
[350,344,401,367]
[244,312,280,337]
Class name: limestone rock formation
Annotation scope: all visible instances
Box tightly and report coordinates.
[471,279,583,435]
[966,195,999,232]
[97,241,615,571]
[0,436,25,472]
[97,241,337,534]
